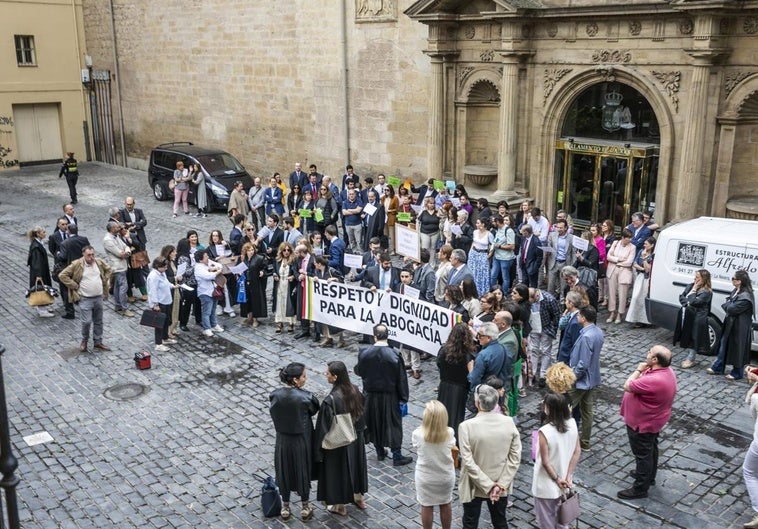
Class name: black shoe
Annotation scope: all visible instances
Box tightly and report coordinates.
[629,470,656,485]
[62,313,76,320]
[538,378,546,389]
[293,331,310,339]
[377,450,387,461]
[312,334,321,342]
[617,487,648,499]
[393,455,413,466]
[179,326,189,332]
[419,352,432,361]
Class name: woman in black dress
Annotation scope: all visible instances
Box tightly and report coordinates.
[676,269,713,369]
[269,362,319,521]
[436,323,475,443]
[315,360,368,516]
[239,242,267,327]
[27,225,54,318]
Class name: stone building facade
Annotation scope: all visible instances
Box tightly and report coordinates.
[79,0,758,223]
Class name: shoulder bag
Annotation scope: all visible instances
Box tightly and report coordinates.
[557,488,581,525]
[321,395,357,450]
[27,278,55,306]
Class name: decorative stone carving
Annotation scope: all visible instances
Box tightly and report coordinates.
[547,23,558,38]
[543,68,572,103]
[480,49,495,62]
[586,23,599,37]
[591,49,632,63]
[744,17,758,35]
[456,66,475,88]
[652,70,681,113]
[720,18,731,35]
[467,80,501,103]
[355,0,396,22]
[596,66,616,83]
[724,71,754,97]
[679,19,694,35]
[629,20,642,36]
[653,20,665,41]
[521,24,533,39]
[463,25,475,39]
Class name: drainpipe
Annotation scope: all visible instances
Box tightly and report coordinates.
[70,0,91,160]
[340,0,351,164]
[108,0,127,166]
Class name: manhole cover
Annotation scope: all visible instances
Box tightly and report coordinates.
[103,383,149,401]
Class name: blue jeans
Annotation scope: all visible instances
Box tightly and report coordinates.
[199,294,218,330]
[711,335,742,378]
[490,258,514,291]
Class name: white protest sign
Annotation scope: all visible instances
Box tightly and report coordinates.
[363,202,377,216]
[572,235,589,252]
[395,224,420,262]
[343,253,363,270]
[302,277,460,353]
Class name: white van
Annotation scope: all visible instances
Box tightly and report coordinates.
[647,216,758,355]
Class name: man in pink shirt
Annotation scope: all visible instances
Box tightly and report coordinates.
[618,345,677,499]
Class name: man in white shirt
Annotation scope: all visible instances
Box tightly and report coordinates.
[193,249,226,337]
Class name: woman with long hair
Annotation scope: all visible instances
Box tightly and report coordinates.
[418,197,440,267]
[175,231,203,330]
[269,363,319,521]
[146,256,176,352]
[239,242,267,327]
[532,393,581,529]
[27,225,54,318]
[436,323,476,441]
[383,184,399,253]
[315,184,338,236]
[477,292,500,322]
[190,163,208,217]
[206,230,237,317]
[272,242,298,333]
[412,400,456,529]
[626,236,656,327]
[159,245,180,338]
[709,269,755,380]
[605,228,636,323]
[599,220,616,306]
[460,278,481,318]
[469,217,494,298]
[445,286,470,323]
[315,360,368,516]
[676,269,713,369]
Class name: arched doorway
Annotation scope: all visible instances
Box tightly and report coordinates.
[554,82,661,229]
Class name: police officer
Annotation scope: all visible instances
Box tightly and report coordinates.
[59,152,79,204]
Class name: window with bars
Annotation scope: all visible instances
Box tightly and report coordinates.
[14,35,36,66]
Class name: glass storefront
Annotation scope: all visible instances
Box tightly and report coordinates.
[555,83,660,230]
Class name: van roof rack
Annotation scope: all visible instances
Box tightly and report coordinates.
[156,142,194,148]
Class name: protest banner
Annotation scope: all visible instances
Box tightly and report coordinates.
[395,224,420,261]
[301,277,460,353]
[433,180,445,191]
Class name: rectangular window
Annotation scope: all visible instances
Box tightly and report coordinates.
[14,35,36,66]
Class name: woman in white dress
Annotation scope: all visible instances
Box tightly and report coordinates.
[625,237,656,327]
[412,400,456,529]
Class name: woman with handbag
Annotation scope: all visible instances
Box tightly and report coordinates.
[269,362,320,522]
[676,269,713,369]
[176,232,203,331]
[159,245,181,338]
[206,230,237,318]
[412,400,456,529]
[314,360,367,517]
[27,225,55,318]
[532,392,581,529]
[146,257,177,352]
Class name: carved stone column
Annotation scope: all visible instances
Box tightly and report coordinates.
[711,117,737,217]
[498,55,520,193]
[424,52,456,179]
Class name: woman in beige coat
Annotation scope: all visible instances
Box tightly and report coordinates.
[604,228,636,324]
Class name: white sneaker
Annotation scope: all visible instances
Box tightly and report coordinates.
[213,325,225,333]
[215,306,223,316]
[224,310,236,318]
[155,344,170,352]
[202,329,214,337]
[163,339,177,345]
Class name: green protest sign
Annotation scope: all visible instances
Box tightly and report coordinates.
[314,208,324,222]
[299,208,312,218]
[397,212,412,223]
[433,180,445,191]
[387,176,401,187]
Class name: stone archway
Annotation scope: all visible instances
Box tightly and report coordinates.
[538,66,675,221]
[714,76,758,219]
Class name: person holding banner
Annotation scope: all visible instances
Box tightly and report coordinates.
[312,256,347,348]
[362,253,400,293]
[325,225,348,277]
[354,324,413,466]
[398,267,423,379]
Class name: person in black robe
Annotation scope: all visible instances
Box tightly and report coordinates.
[675,269,713,369]
[269,362,319,522]
[354,324,413,466]
[239,242,267,326]
[362,189,385,252]
[314,360,368,515]
[27,225,55,318]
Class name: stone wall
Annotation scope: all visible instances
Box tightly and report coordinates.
[81,0,430,181]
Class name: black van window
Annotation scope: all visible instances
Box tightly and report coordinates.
[196,153,245,175]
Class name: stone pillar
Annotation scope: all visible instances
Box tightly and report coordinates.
[498,56,520,193]
[711,117,737,217]
[425,53,446,179]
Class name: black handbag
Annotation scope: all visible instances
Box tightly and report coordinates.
[139,309,167,329]
[260,475,282,517]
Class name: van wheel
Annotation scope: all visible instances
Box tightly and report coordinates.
[153,182,169,201]
[706,316,722,357]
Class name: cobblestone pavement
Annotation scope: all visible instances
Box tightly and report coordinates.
[0,162,755,528]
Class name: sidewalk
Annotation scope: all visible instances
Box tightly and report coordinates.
[0,162,753,528]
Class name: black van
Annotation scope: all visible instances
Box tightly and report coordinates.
[147,142,254,211]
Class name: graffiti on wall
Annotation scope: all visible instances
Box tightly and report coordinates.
[0,116,19,168]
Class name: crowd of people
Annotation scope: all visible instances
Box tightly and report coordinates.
[31,161,756,527]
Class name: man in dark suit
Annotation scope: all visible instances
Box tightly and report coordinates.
[341,164,360,192]
[518,224,543,288]
[354,324,413,466]
[288,162,308,191]
[57,203,77,232]
[362,252,400,293]
[119,197,148,251]
[324,224,348,276]
[49,217,70,259]
[228,214,246,255]
[362,189,385,252]
[56,224,91,319]
[447,249,475,289]
[626,211,653,252]
[259,213,284,263]
[411,177,438,206]
[354,237,381,282]
[412,249,436,303]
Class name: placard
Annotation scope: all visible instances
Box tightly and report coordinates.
[343,253,363,270]
[572,235,589,252]
[363,202,377,216]
[229,262,249,275]
[298,208,313,218]
[314,208,324,222]
[302,277,460,352]
[397,212,412,223]
[450,197,461,208]
[402,285,420,299]
[395,224,420,262]
[387,176,401,187]
[433,180,446,191]
[445,180,456,190]
[410,205,423,214]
